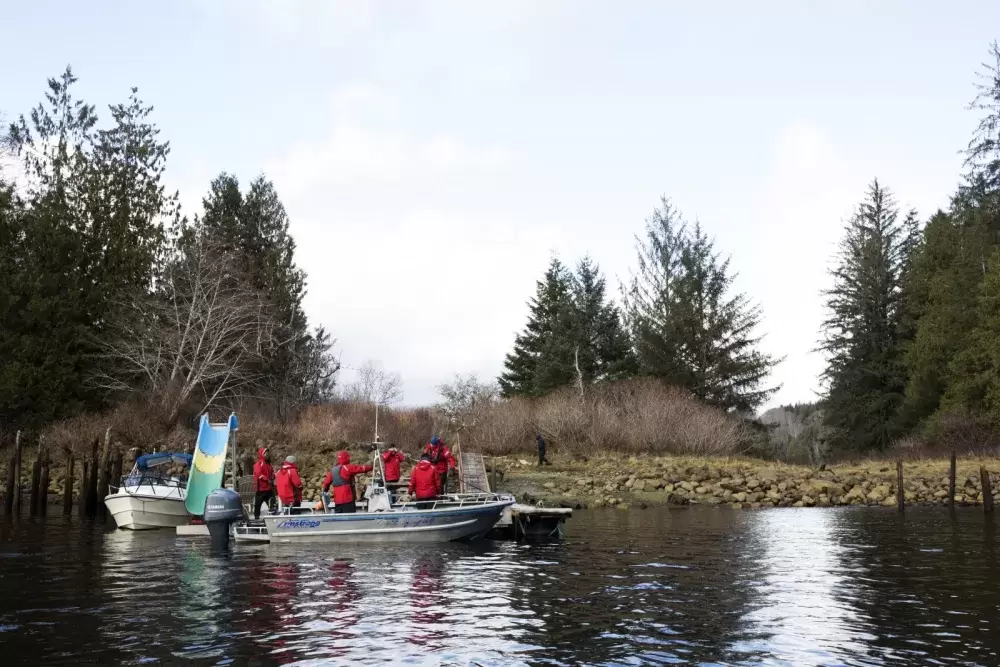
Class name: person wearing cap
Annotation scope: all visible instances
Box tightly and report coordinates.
[275,455,303,510]
[252,446,275,519]
[423,435,457,494]
[322,451,373,514]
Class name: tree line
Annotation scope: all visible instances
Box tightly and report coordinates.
[500,204,780,415]
[818,42,1000,456]
[0,67,338,433]
[501,40,1000,458]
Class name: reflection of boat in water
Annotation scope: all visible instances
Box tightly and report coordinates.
[104,453,191,530]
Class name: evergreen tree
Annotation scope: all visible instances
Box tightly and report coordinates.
[965,41,1000,192]
[820,180,913,451]
[571,257,637,386]
[625,198,778,413]
[499,257,577,397]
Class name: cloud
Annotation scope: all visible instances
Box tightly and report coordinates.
[262,84,542,405]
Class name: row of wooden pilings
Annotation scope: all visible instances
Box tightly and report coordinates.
[2,429,133,520]
[893,452,995,513]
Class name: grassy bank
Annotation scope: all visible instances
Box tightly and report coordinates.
[494,453,1000,510]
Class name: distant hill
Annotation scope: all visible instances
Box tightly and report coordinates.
[758,402,828,463]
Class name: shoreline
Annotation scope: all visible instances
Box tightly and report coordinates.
[494,453,1000,510]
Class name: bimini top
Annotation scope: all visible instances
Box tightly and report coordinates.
[135,452,193,472]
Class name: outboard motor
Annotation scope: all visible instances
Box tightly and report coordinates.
[203,488,243,550]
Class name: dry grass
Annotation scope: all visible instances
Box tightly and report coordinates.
[467,379,752,457]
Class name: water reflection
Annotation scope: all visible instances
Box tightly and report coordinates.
[735,509,874,665]
[2,510,1000,665]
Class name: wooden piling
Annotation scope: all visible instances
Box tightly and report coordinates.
[30,441,42,517]
[12,431,23,517]
[982,467,995,514]
[4,431,20,516]
[96,429,112,518]
[39,456,49,517]
[949,451,957,510]
[63,450,74,516]
[78,459,89,518]
[896,460,904,513]
[85,437,99,517]
[110,450,123,497]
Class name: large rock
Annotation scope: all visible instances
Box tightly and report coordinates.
[733,492,748,503]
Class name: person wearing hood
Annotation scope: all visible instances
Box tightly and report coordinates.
[322,451,373,514]
[408,454,441,509]
[423,435,457,493]
[275,455,303,510]
[253,447,275,519]
[381,447,406,483]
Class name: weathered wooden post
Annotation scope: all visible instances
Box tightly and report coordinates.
[39,455,50,517]
[85,437,99,517]
[949,451,957,510]
[896,460,904,513]
[110,449,123,496]
[4,431,20,516]
[96,428,112,518]
[982,467,995,514]
[29,440,42,517]
[63,450,74,516]
[78,459,90,518]
[491,458,498,493]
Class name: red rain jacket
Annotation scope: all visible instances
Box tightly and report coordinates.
[275,462,303,506]
[423,442,456,474]
[408,460,441,500]
[381,449,405,482]
[322,452,373,505]
[253,448,274,492]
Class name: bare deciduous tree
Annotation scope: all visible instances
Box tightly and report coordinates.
[437,373,500,440]
[343,359,403,406]
[93,238,281,424]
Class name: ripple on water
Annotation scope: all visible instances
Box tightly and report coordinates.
[1,510,999,664]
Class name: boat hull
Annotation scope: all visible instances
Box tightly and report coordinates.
[104,492,190,530]
[256,501,512,544]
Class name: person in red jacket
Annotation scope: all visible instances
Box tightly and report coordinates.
[408,454,441,509]
[275,455,303,510]
[381,447,406,483]
[423,436,457,493]
[252,446,275,519]
[322,451,373,514]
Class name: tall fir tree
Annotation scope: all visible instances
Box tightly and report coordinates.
[625,198,778,413]
[571,257,637,386]
[499,258,577,397]
[820,180,915,451]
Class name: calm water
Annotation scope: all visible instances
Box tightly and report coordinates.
[1,507,998,666]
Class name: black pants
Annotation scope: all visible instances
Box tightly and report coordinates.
[334,501,357,514]
[439,471,448,494]
[253,490,274,519]
[416,500,435,510]
[538,447,549,465]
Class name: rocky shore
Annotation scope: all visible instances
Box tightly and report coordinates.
[494,454,1000,510]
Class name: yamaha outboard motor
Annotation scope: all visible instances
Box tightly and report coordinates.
[203,488,243,550]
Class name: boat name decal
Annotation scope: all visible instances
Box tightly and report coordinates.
[277,519,321,529]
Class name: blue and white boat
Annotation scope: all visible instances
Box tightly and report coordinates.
[104,453,192,530]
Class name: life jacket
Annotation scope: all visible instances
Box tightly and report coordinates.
[331,465,349,487]
[331,464,355,503]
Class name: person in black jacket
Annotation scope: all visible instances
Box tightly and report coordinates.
[537,434,550,466]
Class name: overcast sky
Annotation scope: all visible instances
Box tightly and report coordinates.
[3,1,999,410]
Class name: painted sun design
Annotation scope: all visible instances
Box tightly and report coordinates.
[194,451,225,475]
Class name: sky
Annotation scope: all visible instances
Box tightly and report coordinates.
[2,0,999,410]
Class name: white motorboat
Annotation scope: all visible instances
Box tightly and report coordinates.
[104,453,192,530]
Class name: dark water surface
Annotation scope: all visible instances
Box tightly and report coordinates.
[1,507,998,666]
